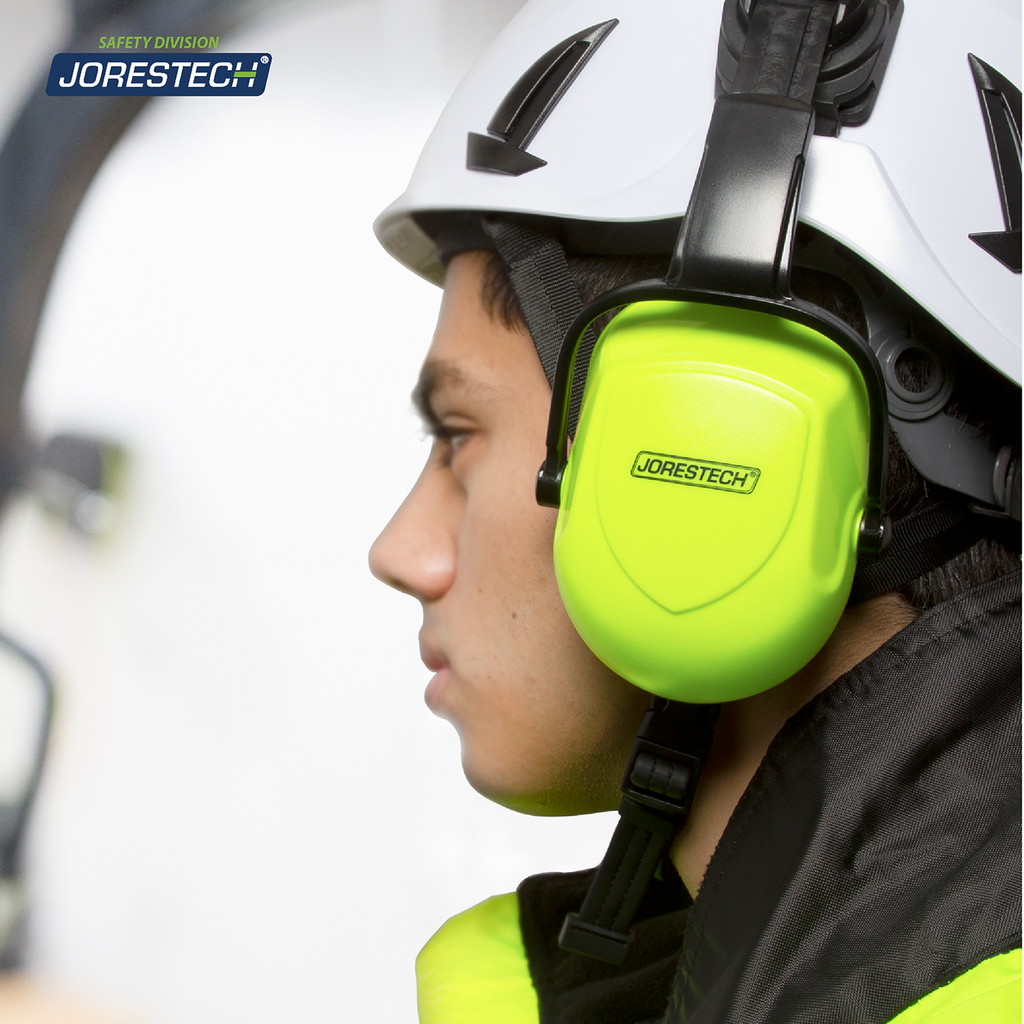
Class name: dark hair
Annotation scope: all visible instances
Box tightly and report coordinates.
[479,248,1019,611]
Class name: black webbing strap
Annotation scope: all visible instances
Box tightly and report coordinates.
[559,700,718,965]
[559,798,679,963]
[482,218,599,438]
[668,0,836,297]
[849,501,991,605]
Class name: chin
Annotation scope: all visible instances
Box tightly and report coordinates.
[459,744,622,817]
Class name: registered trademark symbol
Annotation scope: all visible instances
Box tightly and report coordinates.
[261,55,269,63]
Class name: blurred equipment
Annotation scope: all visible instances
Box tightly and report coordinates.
[27,432,125,535]
[0,0,256,513]
[0,632,54,970]
[0,0,251,976]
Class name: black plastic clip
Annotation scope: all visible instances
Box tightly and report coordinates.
[558,913,635,965]
[557,700,718,965]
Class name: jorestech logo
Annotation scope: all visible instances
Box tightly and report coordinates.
[630,452,761,495]
[46,53,272,96]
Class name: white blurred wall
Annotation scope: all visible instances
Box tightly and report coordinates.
[0,1,621,1020]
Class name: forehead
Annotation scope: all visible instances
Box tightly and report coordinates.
[420,251,548,404]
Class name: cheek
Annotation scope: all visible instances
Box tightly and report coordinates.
[450,468,649,799]
[464,464,567,653]
[439,402,651,810]
[459,426,561,605]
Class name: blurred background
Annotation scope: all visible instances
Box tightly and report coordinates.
[0,1,621,1020]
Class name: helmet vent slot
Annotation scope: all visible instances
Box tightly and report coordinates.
[967,54,1022,273]
[466,19,618,177]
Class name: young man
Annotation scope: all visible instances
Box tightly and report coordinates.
[370,1,1021,1020]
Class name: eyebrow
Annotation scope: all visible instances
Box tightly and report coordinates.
[412,359,468,429]
[409,358,493,425]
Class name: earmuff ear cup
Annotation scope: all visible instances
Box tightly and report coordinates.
[553,301,871,703]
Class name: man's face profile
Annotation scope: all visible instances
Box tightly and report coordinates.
[370,252,649,816]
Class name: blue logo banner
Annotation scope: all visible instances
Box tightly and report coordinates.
[46,53,272,96]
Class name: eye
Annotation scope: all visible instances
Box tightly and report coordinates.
[429,423,474,467]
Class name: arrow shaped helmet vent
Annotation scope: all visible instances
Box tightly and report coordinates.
[968,53,1022,273]
[467,19,618,176]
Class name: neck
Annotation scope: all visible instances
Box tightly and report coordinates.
[670,592,918,897]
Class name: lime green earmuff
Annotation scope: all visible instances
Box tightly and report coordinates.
[545,299,875,703]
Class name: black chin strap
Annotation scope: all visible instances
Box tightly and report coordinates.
[558,699,718,965]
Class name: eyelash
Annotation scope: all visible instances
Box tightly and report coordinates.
[428,424,472,466]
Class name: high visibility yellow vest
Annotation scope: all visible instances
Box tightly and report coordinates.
[416,894,1022,1024]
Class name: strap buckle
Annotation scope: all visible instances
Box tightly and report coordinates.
[621,739,704,818]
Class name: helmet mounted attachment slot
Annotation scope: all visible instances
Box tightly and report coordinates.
[719,0,905,138]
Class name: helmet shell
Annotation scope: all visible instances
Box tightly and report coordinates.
[375,0,1021,383]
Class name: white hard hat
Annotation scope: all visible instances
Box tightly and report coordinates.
[375,0,1021,384]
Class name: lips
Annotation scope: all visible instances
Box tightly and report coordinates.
[419,635,451,712]
[419,637,448,673]
[424,665,451,712]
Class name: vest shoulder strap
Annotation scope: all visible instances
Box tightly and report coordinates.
[416,892,539,1024]
[888,949,1022,1024]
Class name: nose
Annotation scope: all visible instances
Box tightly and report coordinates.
[369,462,458,603]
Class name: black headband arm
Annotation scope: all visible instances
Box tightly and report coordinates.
[536,281,891,555]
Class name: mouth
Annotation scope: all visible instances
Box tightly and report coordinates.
[419,636,451,712]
